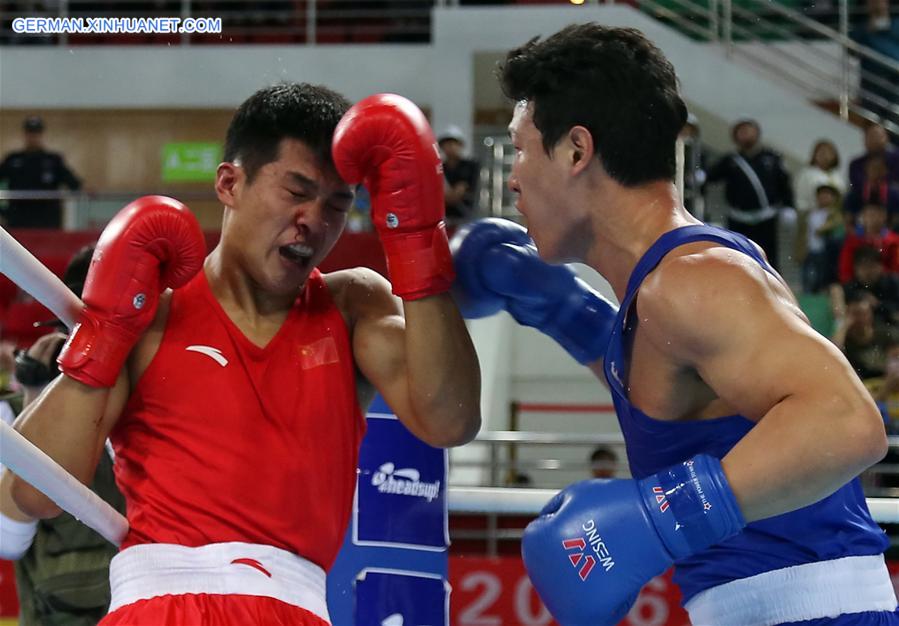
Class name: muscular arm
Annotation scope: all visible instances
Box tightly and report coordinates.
[640,249,887,522]
[10,371,129,519]
[348,268,481,447]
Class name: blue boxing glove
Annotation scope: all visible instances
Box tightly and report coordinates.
[451,218,617,364]
[522,455,746,626]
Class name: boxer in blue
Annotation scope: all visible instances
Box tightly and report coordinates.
[451,23,899,626]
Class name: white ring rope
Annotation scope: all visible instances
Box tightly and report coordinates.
[0,421,127,545]
[0,226,127,545]
[0,227,82,330]
[447,487,899,524]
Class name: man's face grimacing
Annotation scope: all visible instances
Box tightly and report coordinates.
[222,138,354,295]
[507,101,589,263]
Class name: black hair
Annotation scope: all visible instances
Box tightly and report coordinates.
[63,244,95,298]
[223,83,351,183]
[590,446,618,463]
[498,23,687,186]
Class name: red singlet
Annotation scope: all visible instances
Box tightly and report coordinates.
[111,268,366,570]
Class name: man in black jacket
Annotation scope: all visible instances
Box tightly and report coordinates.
[0,116,82,229]
[707,118,794,270]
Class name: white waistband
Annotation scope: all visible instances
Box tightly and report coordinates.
[108,542,330,624]
[685,554,898,626]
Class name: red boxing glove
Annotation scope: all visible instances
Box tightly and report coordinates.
[58,196,205,387]
[332,93,454,300]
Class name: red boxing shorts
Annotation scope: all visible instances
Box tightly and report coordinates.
[102,542,331,626]
[101,593,329,626]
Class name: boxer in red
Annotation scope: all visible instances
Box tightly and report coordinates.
[8,84,482,625]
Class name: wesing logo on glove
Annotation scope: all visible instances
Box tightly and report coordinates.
[562,519,616,581]
[653,486,670,513]
[371,462,441,502]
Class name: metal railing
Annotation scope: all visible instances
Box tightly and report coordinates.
[639,0,899,133]
[454,430,899,489]
[0,190,220,230]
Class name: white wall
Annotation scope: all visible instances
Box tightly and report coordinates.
[0,45,433,108]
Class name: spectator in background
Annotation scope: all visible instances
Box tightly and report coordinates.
[0,116,82,229]
[851,0,899,123]
[0,244,125,626]
[706,118,794,270]
[832,291,898,379]
[794,139,845,214]
[838,202,899,282]
[845,153,899,229]
[839,244,899,324]
[506,472,533,487]
[871,339,899,434]
[589,446,618,479]
[438,125,480,223]
[680,113,707,219]
[848,123,899,195]
[800,183,844,292]
[869,339,899,490]
[0,341,17,430]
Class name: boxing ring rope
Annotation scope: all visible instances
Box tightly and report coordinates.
[446,487,899,524]
[0,225,128,545]
[0,227,82,329]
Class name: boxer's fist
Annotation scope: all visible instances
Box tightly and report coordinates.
[523,456,745,626]
[58,196,205,387]
[332,94,453,300]
[451,218,616,364]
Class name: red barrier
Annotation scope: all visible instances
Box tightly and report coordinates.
[0,561,17,618]
[449,556,689,626]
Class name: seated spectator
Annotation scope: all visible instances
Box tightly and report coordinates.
[506,471,533,487]
[870,338,899,436]
[844,154,899,229]
[839,245,899,324]
[832,292,898,379]
[680,113,707,218]
[589,446,618,479]
[800,183,844,292]
[848,123,899,195]
[869,339,899,488]
[794,139,845,214]
[838,202,899,283]
[438,125,480,223]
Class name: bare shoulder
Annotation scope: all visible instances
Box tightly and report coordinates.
[323,268,400,326]
[637,244,804,360]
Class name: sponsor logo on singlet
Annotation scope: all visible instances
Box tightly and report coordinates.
[371,462,441,502]
[185,344,229,367]
[609,361,623,387]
